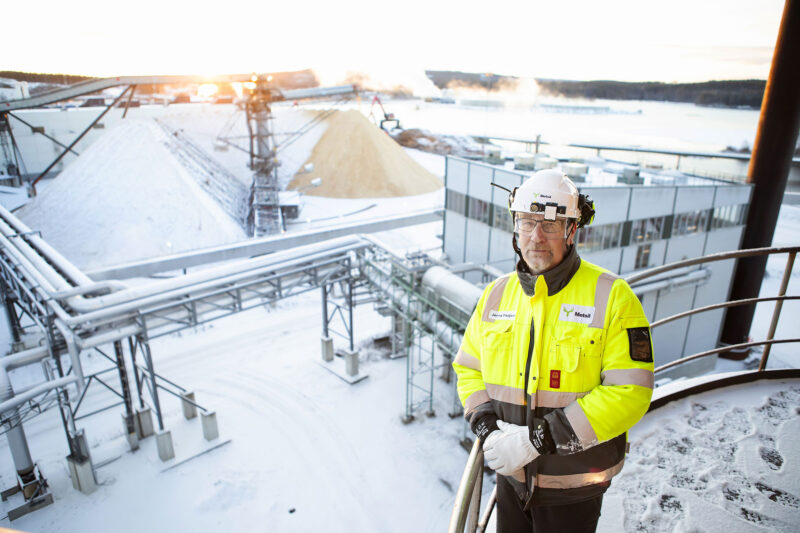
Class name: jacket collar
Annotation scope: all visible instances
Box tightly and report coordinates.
[516,245,581,297]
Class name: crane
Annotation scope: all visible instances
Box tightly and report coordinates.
[369,95,400,131]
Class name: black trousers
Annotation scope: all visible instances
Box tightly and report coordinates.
[496,475,603,533]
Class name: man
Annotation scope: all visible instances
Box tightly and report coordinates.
[453,169,654,532]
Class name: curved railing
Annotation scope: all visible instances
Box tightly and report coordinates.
[447,245,799,532]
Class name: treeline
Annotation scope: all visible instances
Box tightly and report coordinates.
[536,79,765,109]
[425,70,510,90]
[424,70,765,109]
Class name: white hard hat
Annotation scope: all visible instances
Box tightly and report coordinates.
[510,169,580,221]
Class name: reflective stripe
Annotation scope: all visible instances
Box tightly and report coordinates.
[564,401,598,448]
[536,458,625,489]
[490,400,527,426]
[482,275,511,322]
[536,390,588,409]
[588,272,617,329]
[453,348,481,372]
[486,383,526,406]
[601,368,655,389]
[465,389,490,415]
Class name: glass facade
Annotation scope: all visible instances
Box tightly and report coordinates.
[673,210,710,237]
[444,159,749,261]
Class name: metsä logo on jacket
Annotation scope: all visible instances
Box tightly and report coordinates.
[559,304,595,324]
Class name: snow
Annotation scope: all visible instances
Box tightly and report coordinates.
[601,378,800,532]
[15,119,246,270]
[0,99,798,532]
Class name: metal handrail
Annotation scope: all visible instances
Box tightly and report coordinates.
[447,439,485,533]
[448,246,799,530]
[628,246,798,373]
[624,246,799,284]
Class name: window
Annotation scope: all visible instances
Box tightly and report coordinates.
[711,204,745,230]
[631,217,664,243]
[493,205,513,233]
[576,223,622,252]
[445,190,467,216]
[635,244,652,269]
[469,197,491,225]
[673,209,711,237]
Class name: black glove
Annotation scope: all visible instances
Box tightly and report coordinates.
[529,417,556,455]
[470,411,500,442]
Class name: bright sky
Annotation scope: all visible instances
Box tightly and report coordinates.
[4,0,785,87]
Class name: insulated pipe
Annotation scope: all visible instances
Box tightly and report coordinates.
[0,233,74,323]
[364,263,471,354]
[49,280,128,299]
[61,239,366,323]
[0,376,77,416]
[1,345,49,371]
[0,230,61,296]
[0,204,94,288]
[0,217,71,292]
[421,266,483,314]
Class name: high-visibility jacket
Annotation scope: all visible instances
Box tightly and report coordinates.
[453,252,654,506]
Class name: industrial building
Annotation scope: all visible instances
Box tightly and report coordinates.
[442,155,752,376]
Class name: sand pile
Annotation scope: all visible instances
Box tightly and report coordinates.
[16,119,246,270]
[287,110,441,198]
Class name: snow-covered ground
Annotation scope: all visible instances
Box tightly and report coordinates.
[0,101,798,532]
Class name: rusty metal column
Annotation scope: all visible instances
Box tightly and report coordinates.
[114,341,135,435]
[721,0,800,346]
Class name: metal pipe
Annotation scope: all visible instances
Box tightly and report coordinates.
[655,338,800,373]
[0,375,77,415]
[759,251,796,371]
[0,204,103,288]
[1,345,48,371]
[448,438,484,533]
[624,246,800,285]
[477,487,497,532]
[422,266,483,314]
[650,295,800,329]
[49,280,128,299]
[722,0,800,345]
[630,268,710,296]
[62,246,363,327]
[64,237,365,316]
[0,216,71,292]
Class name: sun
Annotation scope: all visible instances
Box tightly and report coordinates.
[197,83,219,100]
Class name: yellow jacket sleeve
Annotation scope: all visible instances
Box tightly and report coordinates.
[575,279,654,444]
[452,283,492,419]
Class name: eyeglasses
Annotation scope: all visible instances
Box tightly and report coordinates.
[515,217,564,235]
